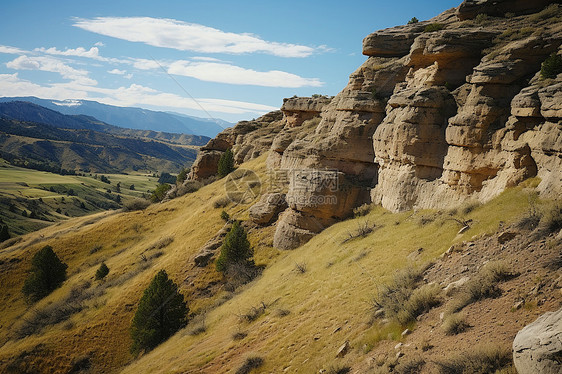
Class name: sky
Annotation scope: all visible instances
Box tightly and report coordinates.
[0,0,460,123]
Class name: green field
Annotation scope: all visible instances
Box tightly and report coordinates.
[0,160,160,237]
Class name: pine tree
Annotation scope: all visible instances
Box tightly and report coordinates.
[130,270,188,354]
[0,225,10,242]
[217,149,235,178]
[95,263,109,280]
[541,53,562,79]
[22,245,68,302]
[216,221,253,273]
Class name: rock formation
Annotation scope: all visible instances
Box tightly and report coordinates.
[513,306,562,374]
[191,0,562,249]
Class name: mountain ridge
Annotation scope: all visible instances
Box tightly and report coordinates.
[0,96,230,138]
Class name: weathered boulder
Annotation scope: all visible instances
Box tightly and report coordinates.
[189,150,223,181]
[513,306,562,374]
[249,193,288,225]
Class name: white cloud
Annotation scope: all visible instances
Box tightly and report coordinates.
[94,41,105,47]
[167,61,322,88]
[0,73,277,115]
[0,45,26,55]
[35,46,101,59]
[6,55,97,85]
[130,58,163,70]
[73,17,318,57]
[108,68,126,75]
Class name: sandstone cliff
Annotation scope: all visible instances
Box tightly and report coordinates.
[191,0,562,249]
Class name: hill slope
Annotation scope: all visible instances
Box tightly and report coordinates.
[0,153,559,373]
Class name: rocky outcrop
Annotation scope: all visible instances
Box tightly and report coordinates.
[281,96,332,127]
[513,306,562,374]
[189,111,284,180]
[249,193,288,226]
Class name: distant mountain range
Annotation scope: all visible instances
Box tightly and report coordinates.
[0,97,231,138]
[0,101,205,174]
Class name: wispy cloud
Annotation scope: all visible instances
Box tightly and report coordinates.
[108,68,126,75]
[0,73,278,115]
[0,45,26,55]
[6,55,97,85]
[73,17,319,57]
[167,61,323,88]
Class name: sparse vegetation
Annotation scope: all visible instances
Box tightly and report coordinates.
[213,196,230,209]
[130,270,188,354]
[436,345,512,374]
[22,245,68,302]
[529,4,560,22]
[447,261,515,314]
[372,265,439,324]
[294,262,307,274]
[239,302,267,323]
[474,13,490,24]
[343,220,376,243]
[217,148,235,178]
[423,23,444,32]
[95,263,109,280]
[407,17,418,24]
[442,312,469,335]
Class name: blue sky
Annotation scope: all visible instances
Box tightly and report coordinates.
[0,0,459,123]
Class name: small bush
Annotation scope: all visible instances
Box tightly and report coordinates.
[95,263,109,280]
[436,345,512,374]
[221,210,230,222]
[448,261,515,313]
[150,184,172,203]
[353,203,372,217]
[395,356,425,374]
[541,53,562,79]
[424,23,444,32]
[232,331,247,340]
[123,198,150,211]
[327,365,351,374]
[407,17,419,24]
[22,246,68,302]
[294,262,307,274]
[399,283,441,324]
[474,13,490,24]
[373,266,437,324]
[213,196,230,209]
[147,236,174,251]
[176,180,203,197]
[240,302,267,323]
[343,220,376,243]
[89,245,102,254]
[235,356,264,374]
[442,313,469,335]
[536,205,562,236]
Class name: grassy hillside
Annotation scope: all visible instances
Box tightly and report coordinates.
[0,153,559,373]
[0,160,159,237]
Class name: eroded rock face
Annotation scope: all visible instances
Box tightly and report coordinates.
[191,0,562,249]
[249,193,288,226]
[281,96,332,127]
[513,306,562,374]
